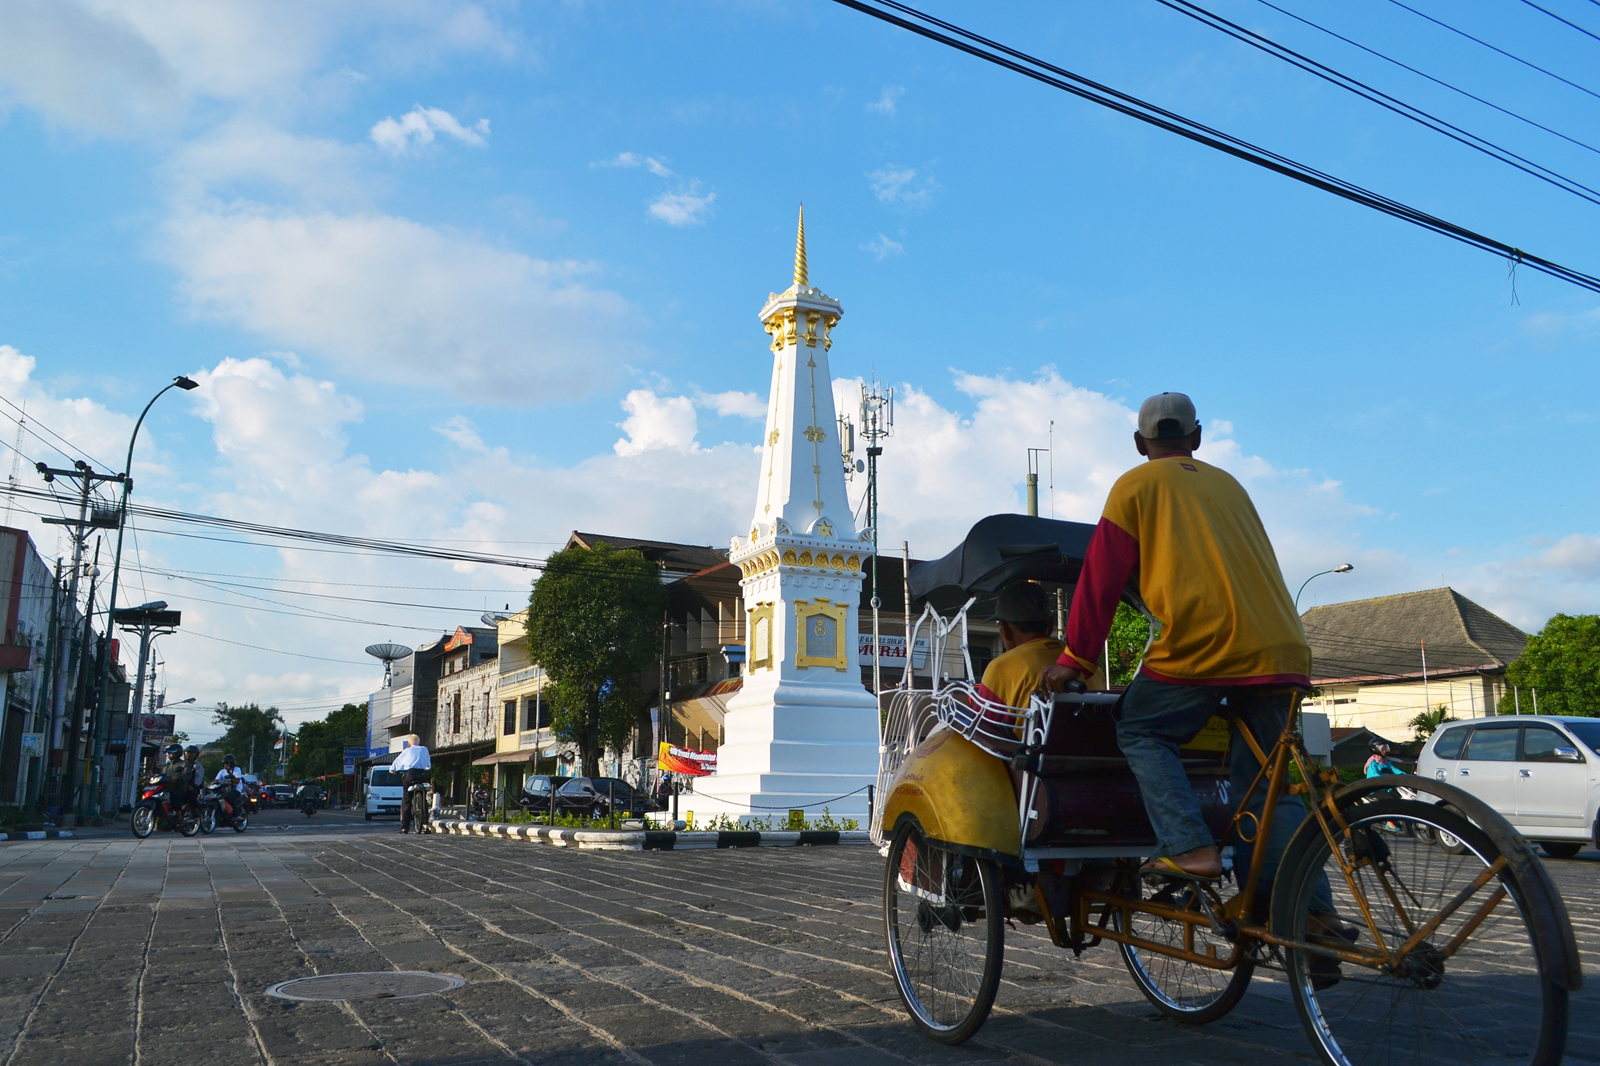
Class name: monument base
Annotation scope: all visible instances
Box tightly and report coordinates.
[683,680,878,824]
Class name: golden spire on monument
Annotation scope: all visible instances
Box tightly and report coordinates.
[793,205,808,289]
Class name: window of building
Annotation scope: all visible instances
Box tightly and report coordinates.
[451,693,462,734]
[503,700,517,736]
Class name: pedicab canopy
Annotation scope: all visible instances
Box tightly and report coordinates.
[908,514,1097,615]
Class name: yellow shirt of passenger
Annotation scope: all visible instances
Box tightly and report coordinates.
[1060,456,1310,684]
[978,636,1067,710]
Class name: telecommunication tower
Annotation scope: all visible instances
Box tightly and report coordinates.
[858,380,893,694]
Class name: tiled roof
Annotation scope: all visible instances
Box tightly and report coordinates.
[1301,587,1526,684]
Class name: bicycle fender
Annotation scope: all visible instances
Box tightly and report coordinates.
[1271,778,1581,991]
[881,729,1021,862]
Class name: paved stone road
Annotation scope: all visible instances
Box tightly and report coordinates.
[0,832,1594,1066]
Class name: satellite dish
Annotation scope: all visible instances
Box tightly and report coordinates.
[481,612,510,627]
[365,643,411,686]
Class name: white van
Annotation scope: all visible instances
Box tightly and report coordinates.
[1416,715,1600,858]
[364,766,404,820]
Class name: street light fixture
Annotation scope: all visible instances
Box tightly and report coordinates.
[1295,563,1354,611]
[92,376,199,816]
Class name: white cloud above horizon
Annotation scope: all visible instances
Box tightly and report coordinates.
[370,105,489,154]
[649,186,716,226]
[867,85,904,115]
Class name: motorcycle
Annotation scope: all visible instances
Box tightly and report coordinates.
[200,783,249,834]
[301,794,318,817]
[131,776,200,839]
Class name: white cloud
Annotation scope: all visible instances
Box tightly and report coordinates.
[370,105,489,154]
[595,151,674,177]
[868,164,935,207]
[649,186,716,226]
[614,390,699,455]
[867,85,904,115]
[0,2,516,138]
[696,390,766,420]
[159,202,641,402]
[864,233,904,260]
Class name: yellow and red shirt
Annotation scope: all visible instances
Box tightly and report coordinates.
[1059,455,1310,686]
[978,636,1066,710]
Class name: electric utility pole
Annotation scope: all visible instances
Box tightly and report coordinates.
[36,461,121,812]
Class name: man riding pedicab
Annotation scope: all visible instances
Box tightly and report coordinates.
[1037,392,1352,981]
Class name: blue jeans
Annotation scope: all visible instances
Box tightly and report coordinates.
[1116,674,1334,913]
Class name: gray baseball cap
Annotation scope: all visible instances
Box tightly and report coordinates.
[1137,392,1198,440]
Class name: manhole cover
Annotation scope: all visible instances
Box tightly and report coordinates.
[265,971,465,1002]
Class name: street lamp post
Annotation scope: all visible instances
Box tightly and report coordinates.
[91,376,198,816]
[1295,563,1354,611]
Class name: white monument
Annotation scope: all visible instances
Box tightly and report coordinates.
[690,209,879,821]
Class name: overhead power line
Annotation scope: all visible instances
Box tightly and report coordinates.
[1519,0,1600,44]
[1252,0,1600,158]
[1386,0,1600,102]
[1159,0,1600,207]
[829,0,1600,295]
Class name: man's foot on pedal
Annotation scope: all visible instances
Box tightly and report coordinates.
[1142,846,1223,882]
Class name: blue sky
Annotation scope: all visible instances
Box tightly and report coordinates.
[2,0,1598,737]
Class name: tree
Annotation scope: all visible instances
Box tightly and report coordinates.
[1504,614,1600,718]
[1408,706,1456,742]
[211,703,285,777]
[287,703,369,780]
[526,541,668,776]
[1106,603,1152,687]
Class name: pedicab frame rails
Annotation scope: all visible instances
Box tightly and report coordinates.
[873,527,1581,1063]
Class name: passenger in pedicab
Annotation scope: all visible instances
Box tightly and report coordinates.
[1038,392,1350,948]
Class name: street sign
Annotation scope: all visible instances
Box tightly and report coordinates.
[343,757,356,776]
[19,733,43,758]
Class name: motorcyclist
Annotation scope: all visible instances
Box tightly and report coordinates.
[182,744,205,815]
[295,779,325,810]
[158,743,186,813]
[213,755,244,818]
[391,736,432,834]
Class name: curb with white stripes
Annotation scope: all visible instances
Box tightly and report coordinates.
[429,819,870,851]
[0,829,75,841]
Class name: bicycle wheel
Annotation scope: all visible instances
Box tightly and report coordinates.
[882,820,1003,1044]
[1116,874,1253,1023]
[131,807,154,839]
[1276,797,1568,1066]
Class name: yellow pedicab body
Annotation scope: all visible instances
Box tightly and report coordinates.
[881,727,1021,861]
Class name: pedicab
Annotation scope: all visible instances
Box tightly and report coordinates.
[873,514,1580,1066]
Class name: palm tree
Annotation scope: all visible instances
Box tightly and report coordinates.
[1409,705,1455,742]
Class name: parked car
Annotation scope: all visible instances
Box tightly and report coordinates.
[552,777,657,819]
[1416,715,1600,858]
[517,774,571,812]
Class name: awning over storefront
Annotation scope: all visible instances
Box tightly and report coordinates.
[671,678,741,741]
[379,713,411,730]
[470,749,539,766]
